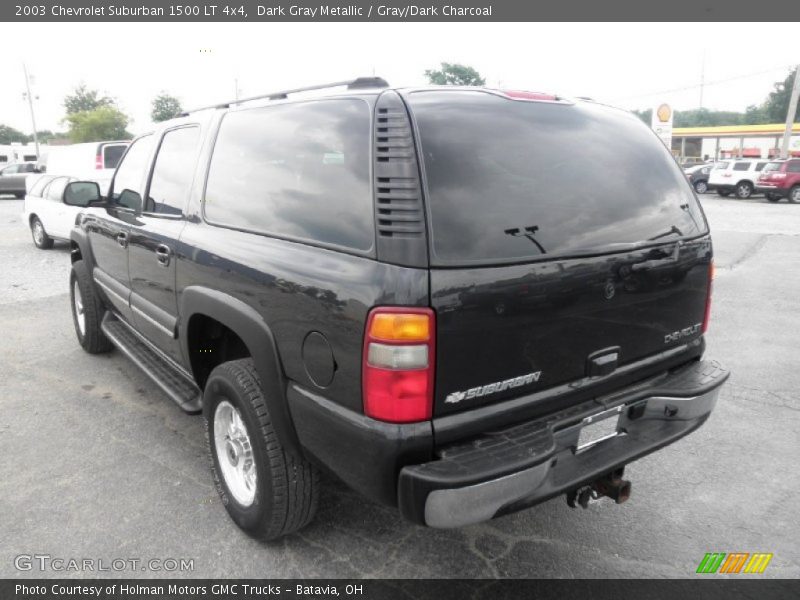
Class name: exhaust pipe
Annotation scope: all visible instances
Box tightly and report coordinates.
[566,468,632,508]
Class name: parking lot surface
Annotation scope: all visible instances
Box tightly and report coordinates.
[1,194,798,578]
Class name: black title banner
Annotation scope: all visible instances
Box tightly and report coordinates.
[4,0,800,21]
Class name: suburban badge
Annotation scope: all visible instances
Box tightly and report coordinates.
[445,371,542,404]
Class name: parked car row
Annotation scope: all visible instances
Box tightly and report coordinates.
[685,157,800,203]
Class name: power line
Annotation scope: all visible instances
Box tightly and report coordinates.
[610,63,796,103]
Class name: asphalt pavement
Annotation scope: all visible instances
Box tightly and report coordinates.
[0,193,798,578]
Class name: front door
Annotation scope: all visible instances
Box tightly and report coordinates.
[128,126,201,363]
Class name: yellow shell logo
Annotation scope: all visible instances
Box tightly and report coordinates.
[657,103,672,123]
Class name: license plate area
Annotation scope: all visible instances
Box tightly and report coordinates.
[576,405,623,453]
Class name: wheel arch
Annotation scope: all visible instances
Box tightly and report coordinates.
[179,286,301,455]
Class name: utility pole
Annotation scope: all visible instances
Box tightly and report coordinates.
[780,66,800,159]
[22,63,40,158]
[699,49,706,108]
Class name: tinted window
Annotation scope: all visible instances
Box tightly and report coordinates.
[763,162,783,172]
[46,177,69,202]
[30,175,54,196]
[103,144,128,169]
[145,127,200,215]
[0,155,7,162]
[788,162,800,173]
[755,162,768,171]
[111,135,154,210]
[204,99,373,252]
[733,162,750,171]
[22,156,37,164]
[409,91,706,265]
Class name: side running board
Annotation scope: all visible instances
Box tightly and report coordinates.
[101,313,202,413]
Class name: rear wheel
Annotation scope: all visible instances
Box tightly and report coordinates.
[766,193,781,203]
[790,186,800,204]
[693,180,708,194]
[204,358,319,540]
[735,182,753,199]
[30,216,53,249]
[717,189,731,197]
[70,260,113,354]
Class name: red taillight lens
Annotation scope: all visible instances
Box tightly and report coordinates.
[95,153,103,169]
[362,307,435,423]
[702,261,714,334]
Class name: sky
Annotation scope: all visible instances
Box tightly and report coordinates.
[1,22,799,137]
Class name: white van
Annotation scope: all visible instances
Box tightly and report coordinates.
[42,141,129,194]
[707,158,769,199]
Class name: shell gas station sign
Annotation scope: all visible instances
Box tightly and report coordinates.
[651,103,673,149]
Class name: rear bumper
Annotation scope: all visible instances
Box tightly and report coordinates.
[397,359,728,528]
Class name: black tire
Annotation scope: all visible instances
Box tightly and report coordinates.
[735,181,753,199]
[790,186,800,204]
[694,180,708,194]
[204,358,319,540]
[70,260,113,354]
[766,193,781,203]
[15,192,25,199]
[30,216,54,249]
[717,190,731,197]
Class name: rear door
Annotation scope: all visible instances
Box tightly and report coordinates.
[405,90,712,417]
[84,135,155,323]
[128,125,202,362]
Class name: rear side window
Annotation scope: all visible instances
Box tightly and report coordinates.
[30,175,53,196]
[733,162,750,171]
[788,162,800,173]
[408,91,707,265]
[110,135,154,210]
[204,99,373,252]
[755,162,768,171]
[145,127,200,215]
[103,144,128,169]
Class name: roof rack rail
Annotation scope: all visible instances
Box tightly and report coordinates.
[179,77,389,116]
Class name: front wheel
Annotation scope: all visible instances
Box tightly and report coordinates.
[694,180,708,194]
[204,358,319,540]
[30,217,53,249]
[790,186,800,204]
[735,182,753,199]
[70,260,113,354]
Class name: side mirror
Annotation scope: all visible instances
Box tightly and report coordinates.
[64,181,103,207]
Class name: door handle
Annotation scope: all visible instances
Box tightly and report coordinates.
[155,244,171,267]
[116,232,128,247]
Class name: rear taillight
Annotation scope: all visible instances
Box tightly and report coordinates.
[702,260,714,334]
[362,307,435,423]
[95,152,103,169]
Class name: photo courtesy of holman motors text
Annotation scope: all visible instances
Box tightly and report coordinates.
[0,1,799,598]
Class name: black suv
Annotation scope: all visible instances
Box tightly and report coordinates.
[65,78,728,539]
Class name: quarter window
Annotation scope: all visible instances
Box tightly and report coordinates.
[110,135,155,211]
[204,99,373,252]
[145,127,200,215]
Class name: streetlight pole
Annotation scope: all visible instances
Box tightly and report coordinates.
[22,63,40,158]
[780,66,800,159]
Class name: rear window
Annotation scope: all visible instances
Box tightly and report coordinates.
[102,144,128,169]
[409,91,707,265]
[204,99,373,252]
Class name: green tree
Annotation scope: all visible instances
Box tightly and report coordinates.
[64,83,113,115]
[64,106,131,143]
[424,62,486,86]
[763,67,799,123]
[151,93,183,122]
[0,124,29,144]
[743,104,769,125]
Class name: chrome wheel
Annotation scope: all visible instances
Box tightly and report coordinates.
[32,220,44,245]
[214,400,257,506]
[695,181,708,194]
[791,187,800,203]
[736,183,752,199]
[73,280,86,336]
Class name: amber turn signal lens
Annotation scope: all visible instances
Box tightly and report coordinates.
[369,313,430,342]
